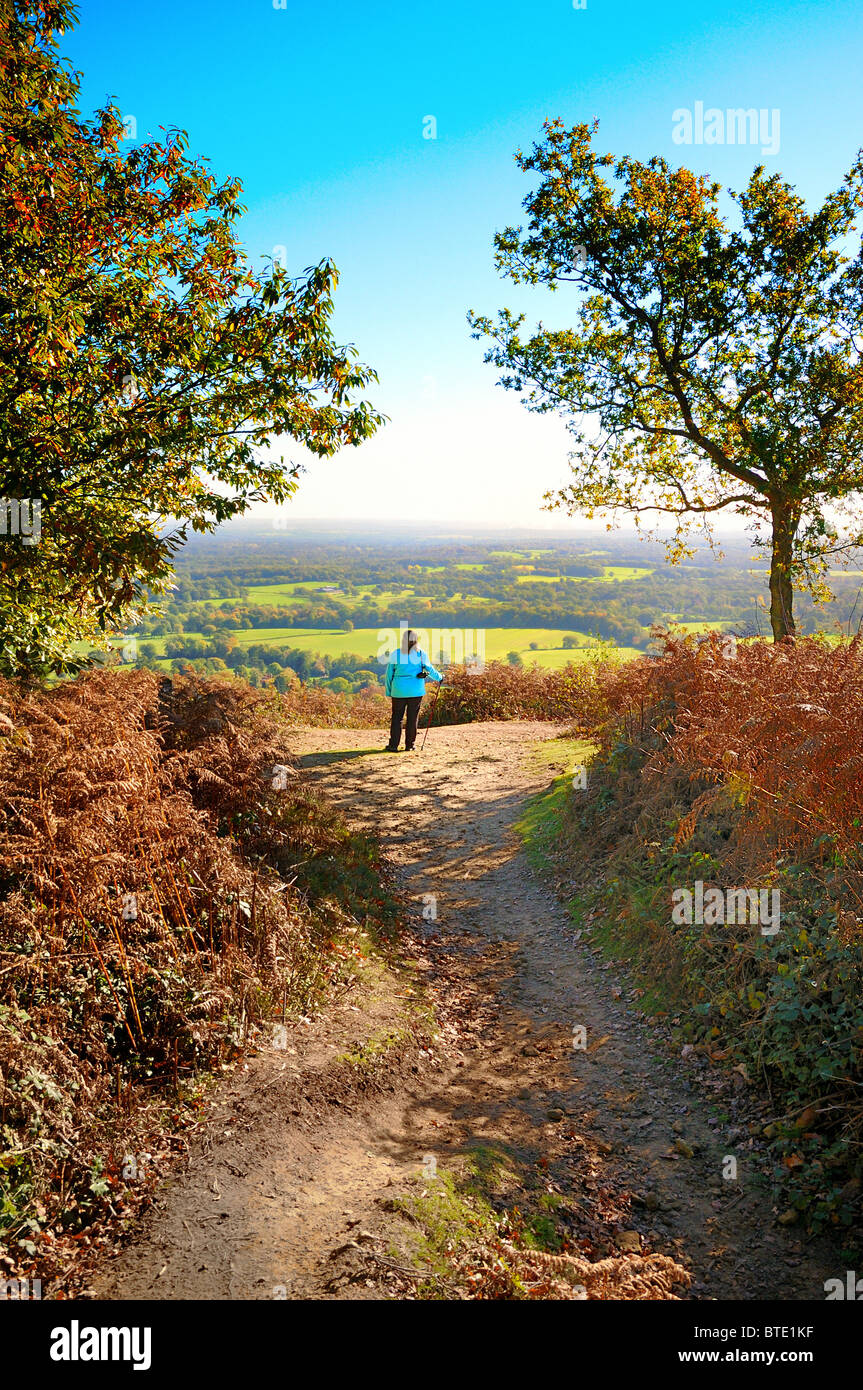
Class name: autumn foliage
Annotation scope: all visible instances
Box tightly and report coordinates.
[275,682,390,728]
[0,671,400,1280]
[270,658,611,729]
[430,659,610,726]
[561,632,863,1229]
[600,632,863,876]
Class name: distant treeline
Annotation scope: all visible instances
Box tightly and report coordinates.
[138,600,644,645]
[137,639,382,693]
[130,536,863,649]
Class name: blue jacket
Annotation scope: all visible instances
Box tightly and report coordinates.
[385,648,443,699]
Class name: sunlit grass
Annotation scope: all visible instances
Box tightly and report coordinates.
[127,627,644,669]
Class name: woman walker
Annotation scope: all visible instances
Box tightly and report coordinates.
[384,628,443,752]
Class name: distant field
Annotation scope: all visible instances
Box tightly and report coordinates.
[248,580,327,597]
[244,583,413,606]
[667,620,737,634]
[198,564,654,612]
[511,645,641,668]
[133,625,644,671]
[517,565,653,582]
[516,574,569,584]
[486,549,552,560]
[603,565,655,580]
[421,562,496,571]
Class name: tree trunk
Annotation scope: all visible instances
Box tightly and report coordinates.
[768,501,798,642]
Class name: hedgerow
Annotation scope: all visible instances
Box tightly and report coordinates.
[0,670,401,1282]
[558,632,863,1234]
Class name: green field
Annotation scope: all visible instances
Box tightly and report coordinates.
[603,565,655,580]
[199,563,655,613]
[517,565,653,583]
[669,620,736,634]
[243,583,411,606]
[422,562,491,571]
[487,549,546,559]
[136,625,643,671]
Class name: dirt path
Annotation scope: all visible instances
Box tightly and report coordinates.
[91,721,838,1300]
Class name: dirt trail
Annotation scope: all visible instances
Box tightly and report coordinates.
[92,721,837,1300]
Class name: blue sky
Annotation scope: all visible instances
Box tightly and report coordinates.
[67,0,863,527]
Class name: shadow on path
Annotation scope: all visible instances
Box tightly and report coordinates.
[296,746,389,768]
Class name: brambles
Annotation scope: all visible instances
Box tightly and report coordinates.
[557,632,863,1232]
[267,659,614,729]
[598,631,863,869]
[0,670,401,1278]
[275,683,390,728]
[429,659,613,727]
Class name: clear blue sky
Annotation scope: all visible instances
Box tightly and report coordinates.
[66,0,863,526]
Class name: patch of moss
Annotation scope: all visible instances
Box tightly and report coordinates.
[393,1145,573,1295]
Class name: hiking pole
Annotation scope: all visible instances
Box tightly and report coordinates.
[420,678,444,753]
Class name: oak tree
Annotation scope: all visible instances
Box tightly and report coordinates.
[0,1,383,676]
[470,120,863,640]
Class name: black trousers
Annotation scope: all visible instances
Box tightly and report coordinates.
[388,696,422,749]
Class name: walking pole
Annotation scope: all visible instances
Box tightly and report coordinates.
[420,678,444,753]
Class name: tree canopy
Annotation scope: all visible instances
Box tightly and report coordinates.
[0,0,383,677]
[469,120,863,640]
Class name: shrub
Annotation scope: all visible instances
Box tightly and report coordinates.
[269,659,615,730]
[276,684,390,728]
[430,660,613,727]
[556,632,863,1232]
[0,671,400,1277]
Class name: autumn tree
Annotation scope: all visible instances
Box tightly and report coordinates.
[469,120,863,640]
[0,0,383,676]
